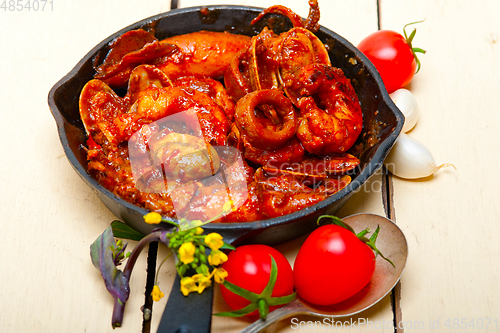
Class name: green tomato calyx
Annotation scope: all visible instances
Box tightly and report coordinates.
[317,215,395,268]
[403,19,427,74]
[215,255,296,320]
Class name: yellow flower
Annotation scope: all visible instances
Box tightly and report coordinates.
[179,242,196,264]
[195,227,204,235]
[151,285,164,302]
[204,233,224,251]
[144,212,162,224]
[222,200,235,214]
[191,273,205,282]
[193,274,212,293]
[208,250,228,266]
[213,268,228,284]
[180,276,198,296]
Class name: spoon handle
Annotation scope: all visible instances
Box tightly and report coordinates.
[240,299,304,333]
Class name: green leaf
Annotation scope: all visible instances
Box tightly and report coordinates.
[111,221,145,241]
[220,241,236,251]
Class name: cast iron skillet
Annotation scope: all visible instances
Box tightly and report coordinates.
[48,6,403,332]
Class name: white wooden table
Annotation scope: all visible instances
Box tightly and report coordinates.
[1,0,499,332]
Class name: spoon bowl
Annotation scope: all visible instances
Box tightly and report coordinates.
[241,213,408,333]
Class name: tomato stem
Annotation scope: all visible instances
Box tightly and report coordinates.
[257,299,269,320]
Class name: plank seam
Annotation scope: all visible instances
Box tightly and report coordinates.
[382,166,404,333]
[142,242,159,333]
[377,0,381,30]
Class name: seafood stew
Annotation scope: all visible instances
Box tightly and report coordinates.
[49,5,403,242]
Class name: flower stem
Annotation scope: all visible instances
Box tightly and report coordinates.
[112,298,125,328]
[114,230,169,326]
[123,231,167,279]
[155,251,173,285]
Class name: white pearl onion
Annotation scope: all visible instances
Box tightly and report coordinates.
[390,88,419,133]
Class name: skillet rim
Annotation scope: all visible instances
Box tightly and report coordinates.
[47,5,404,242]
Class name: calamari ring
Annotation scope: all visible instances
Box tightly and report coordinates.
[235,89,296,151]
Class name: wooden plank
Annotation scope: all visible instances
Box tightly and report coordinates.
[380,0,500,332]
[0,1,170,332]
[150,243,177,333]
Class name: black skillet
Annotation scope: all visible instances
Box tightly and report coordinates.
[48,5,404,332]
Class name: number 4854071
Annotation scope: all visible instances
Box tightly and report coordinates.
[1,0,53,11]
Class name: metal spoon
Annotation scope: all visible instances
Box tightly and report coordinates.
[240,213,408,333]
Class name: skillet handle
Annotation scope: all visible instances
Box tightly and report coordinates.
[156,274,214,333]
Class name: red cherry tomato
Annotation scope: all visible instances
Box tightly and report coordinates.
[220,244,294,315]
[293,224,376,305]
[357,23,425,93]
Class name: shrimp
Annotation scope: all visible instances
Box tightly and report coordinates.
[295,64,363,155]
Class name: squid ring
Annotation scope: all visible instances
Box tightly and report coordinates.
[235,89,296,150]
